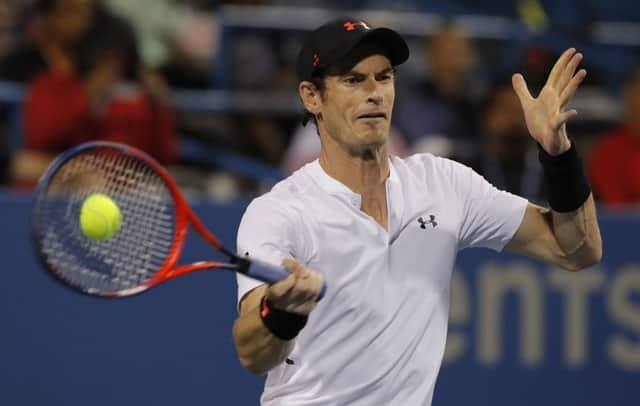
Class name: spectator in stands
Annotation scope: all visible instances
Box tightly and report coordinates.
[0,0,97,184]
[104,0,217,89]
[2,0,177,188]
[393,23,481,161]
[0,0,23,59]
[0,0,95,82]
[469,80,545,204]
[0,0,30,185]
[588,66,640,206]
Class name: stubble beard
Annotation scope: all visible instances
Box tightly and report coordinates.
[322,119,388,161]
[346,127,388,160]
[346,141,385,161]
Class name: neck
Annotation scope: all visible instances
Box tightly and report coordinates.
[319,136,389,231]
[318,133,389,199]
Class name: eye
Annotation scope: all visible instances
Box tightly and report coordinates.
[377,72,394,81]
[343,76,359,84]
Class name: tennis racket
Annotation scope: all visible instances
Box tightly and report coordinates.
[32,141,327,299]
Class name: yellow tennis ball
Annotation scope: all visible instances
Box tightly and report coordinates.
[79,193,122,241]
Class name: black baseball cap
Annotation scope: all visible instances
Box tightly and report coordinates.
[296,17,410,82]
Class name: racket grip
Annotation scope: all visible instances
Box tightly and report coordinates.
[247,260,326,301]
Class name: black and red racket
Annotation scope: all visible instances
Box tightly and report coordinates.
[32,141,326,299]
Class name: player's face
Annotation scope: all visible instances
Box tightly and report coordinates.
[319,54,395,153]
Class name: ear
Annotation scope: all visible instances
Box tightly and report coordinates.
[299,81,322,115]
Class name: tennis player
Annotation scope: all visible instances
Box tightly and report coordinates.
[233,17,602,405]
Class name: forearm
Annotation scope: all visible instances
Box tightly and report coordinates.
[510,49,603,270]
[550,193,602,269]
[508,140,603,270]
[538,137,602,269]
[232,259,322,373]
[232,287,294,374]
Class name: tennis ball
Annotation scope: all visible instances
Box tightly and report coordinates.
[79,193,122,241]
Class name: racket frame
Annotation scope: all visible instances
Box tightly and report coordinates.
[32,141,255,298]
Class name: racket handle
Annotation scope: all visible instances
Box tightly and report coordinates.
[247,260,326,301]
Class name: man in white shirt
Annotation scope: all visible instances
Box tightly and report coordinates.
[233,17,602,406]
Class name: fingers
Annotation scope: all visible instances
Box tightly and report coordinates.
[557,51,583,90]
[266,268,296,298]
[560,68,587,107]
[266,258,323,315]
[516,49,585,108]
[512,73,533,105]
[547,48,577,88]
[553,109,578,130]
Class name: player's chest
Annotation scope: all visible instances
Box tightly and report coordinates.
[309,201,459,286]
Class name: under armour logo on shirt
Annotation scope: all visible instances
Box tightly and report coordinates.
[418,215,437,229]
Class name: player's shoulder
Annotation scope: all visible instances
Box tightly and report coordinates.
[395,152,473,181]
[243,162,316,217]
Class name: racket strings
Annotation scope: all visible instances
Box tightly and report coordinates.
[35,148,176,295]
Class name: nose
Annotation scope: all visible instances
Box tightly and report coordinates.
[364,77,383,105]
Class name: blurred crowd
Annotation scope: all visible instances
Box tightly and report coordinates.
[0,0,639,208]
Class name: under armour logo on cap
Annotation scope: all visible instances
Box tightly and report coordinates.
[343,21,370,31]
[312,53,320,67]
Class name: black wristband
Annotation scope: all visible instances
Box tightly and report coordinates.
[538,141,591,212]
[259,296,308,340]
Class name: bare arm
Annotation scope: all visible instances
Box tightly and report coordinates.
[232,259,323,374]
[505,196,601,270]
[505,48,602,270]
[233,285,294,374]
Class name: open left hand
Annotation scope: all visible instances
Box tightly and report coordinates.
[512,48,587,156]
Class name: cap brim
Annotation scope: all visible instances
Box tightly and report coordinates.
[359,27,410,66]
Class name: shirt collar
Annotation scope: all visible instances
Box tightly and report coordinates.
[304,157,400,200]
[304,157,404,236]
[305,159,359,198]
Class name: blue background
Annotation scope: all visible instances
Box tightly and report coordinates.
[1,194,638,405]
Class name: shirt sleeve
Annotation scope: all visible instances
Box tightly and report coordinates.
[455,161,529,251]
[235,196,300,310]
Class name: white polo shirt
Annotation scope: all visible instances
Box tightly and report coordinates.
[236,153,528,406]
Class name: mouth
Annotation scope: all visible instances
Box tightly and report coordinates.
[357,112,387,120]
